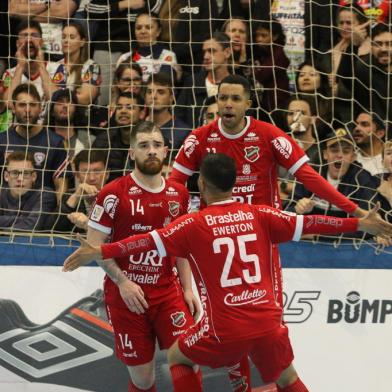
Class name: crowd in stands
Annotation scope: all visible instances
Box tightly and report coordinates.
[0,0,391,242]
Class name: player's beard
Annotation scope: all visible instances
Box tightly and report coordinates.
[15,112,40,127]
[136,156,163,175]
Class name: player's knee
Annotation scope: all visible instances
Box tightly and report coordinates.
[128,365,155,389]
[276,363,298,388]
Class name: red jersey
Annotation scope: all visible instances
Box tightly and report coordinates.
[173,116,308,208]
[102,201,358,342]
[88,172,190,308]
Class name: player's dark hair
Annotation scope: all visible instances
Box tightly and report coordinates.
[74,150,108,171]
[218,75,251,99]
[130,121,163,147]
[12,83,41,103]
[200,153,236,192]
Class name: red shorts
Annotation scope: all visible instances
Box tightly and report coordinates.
[178,324,293,383]
[106,282,194,366]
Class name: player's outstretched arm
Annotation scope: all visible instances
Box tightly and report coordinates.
[358,203,392,243]
[63,234,102,271]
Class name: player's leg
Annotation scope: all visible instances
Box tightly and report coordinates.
[226,357,252,392]
[153,282,202,390]
[167,339,202,392]
[127,361,156,392]
[275,364,308,392]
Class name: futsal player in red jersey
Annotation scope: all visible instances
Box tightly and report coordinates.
[64,153,392,392]
[170,74,369,390]
[86,121,201,392]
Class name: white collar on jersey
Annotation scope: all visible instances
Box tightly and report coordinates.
[210,199,236,206]
[218,116,251,139]
[130,172,166,193]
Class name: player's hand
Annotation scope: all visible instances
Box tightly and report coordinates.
[63,234,102,271]
[295,198,315,214]
[118,278,148,314]
[183,289,202,322]
[358,203,392,240]
[67,212,89,230]
[375,235,392,248]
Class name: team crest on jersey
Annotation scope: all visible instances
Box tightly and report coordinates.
[183,135,199,158]
[244,146,260,162]
[128,186,142,195]
[166,186,178,196]
[103,194,119,218]
[168,201,180,217]
[207,132,221,142]
[34,152,46,166]
[90,204,104,222]
[242,164,251,175]
[271,137,292,159]
[244,131,259,141]
[171,311,187,328]
[52,71,65,83]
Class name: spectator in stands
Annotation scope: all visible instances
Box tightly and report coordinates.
[0,83,70,202]
[48,22,101,106]
[252,18,290,112]
[222,17,249,70]
[116,12,181,84]
[87,0,162,106]
[203,95,219,125]
[0,151,56,231]
[176,32,231,128]
[289,128,377,239]
[374,141,392,238]
[339,0,391,24]
[295,61,333,125]
[145,72,190,153]
[112,62,143,103]
[2,20,57,103]
[255,0,340,84]
[8,0,79,60]
[50,149,109,232]
[93,92,144,182]
[0,79,12,133]
[352,111,386,176]
[337,23,392,124]
[47,89,94,159]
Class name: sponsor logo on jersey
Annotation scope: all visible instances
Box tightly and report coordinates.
[205,210,254,225]
[166,186,179,196]
[224,289,267,307]
[171,311,187,328]
[242,164,251,175]
[168,201,180,217]
[131,223,152,231]
[183,135,199,158]
[103,195,119,218]
[258,206,293,221]
[207,132,221,142]
[128,186,142,195]
[90,204,104,222]
[244,131,259,141]
[271,137,292,159]
[162,217,194,238]
[33,152,46,166]
[179,6,199,14]
[149,202,163,207]
[232,183,255,194]
[244,146,260,162]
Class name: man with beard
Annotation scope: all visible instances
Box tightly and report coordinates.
[337,23,392,123]
[92,92,144,182]
[86,121,201,392]
[2,20,57,104]
[0,83,70,204]
[352,111,386,176]
[48,88,92,159]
